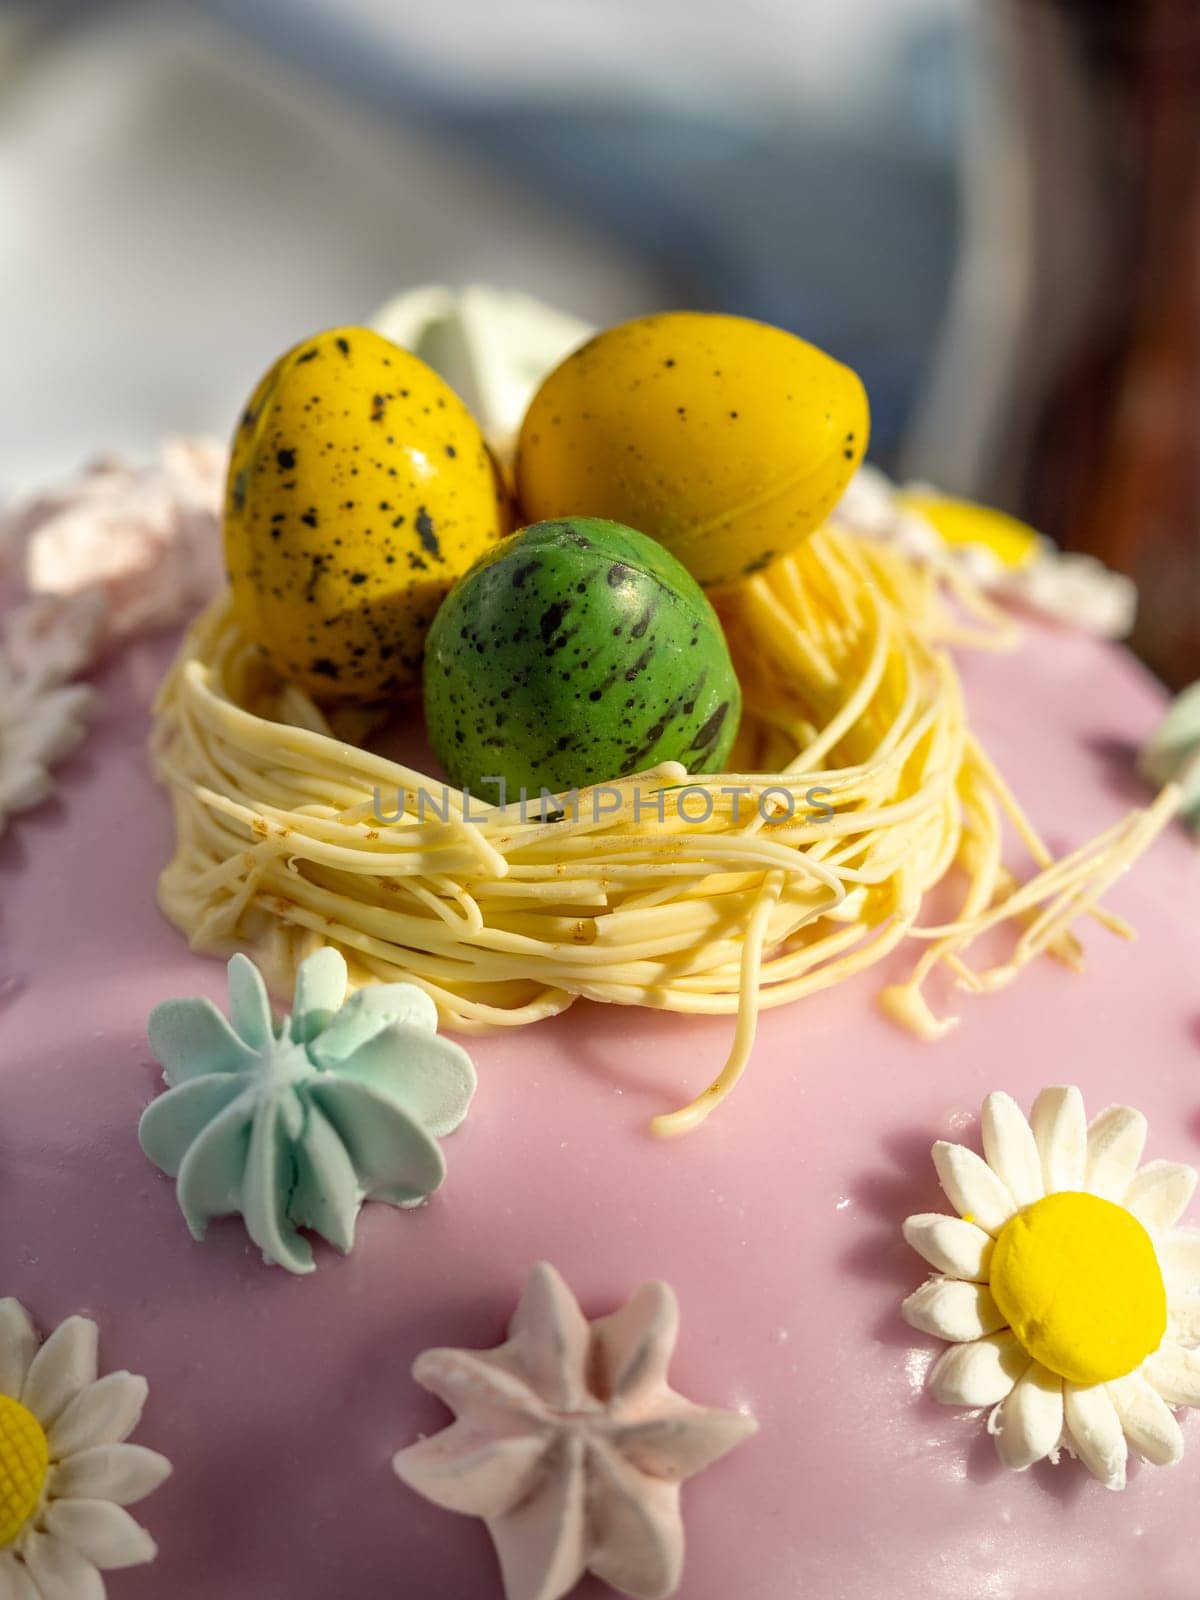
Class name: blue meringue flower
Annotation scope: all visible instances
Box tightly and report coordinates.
[1140,682,1200,835]
[139,949,477,1274]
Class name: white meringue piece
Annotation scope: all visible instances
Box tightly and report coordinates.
[373,284,594,452]
[831,465,1137,638]
[393,1262,756,1600]
[1,438,226,652]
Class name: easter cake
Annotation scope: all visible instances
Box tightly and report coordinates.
[0,287,1198,1600]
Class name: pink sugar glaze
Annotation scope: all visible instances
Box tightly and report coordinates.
[0,618,1198,1600]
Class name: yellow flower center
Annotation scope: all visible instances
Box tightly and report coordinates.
[900,492,1039,571]
[990,1192,1167,1385]
[0,1394,49,1547]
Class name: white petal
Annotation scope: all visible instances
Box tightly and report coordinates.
[1031,1086,1087,1194]
[928,1331,1027,1406]
[931,1142,1015,1235]
[1159,1229,1200,1292]
[1124,1161,1198,1233]
[982,1092,1043,1209]
[993,1362,1063,1470]
[0,1301,39,1399]
[47,1376,149,1465]
[1143,1343,1200,1407]
[0,1549,40,1600]
[42,1499,157,1570]
[902,1214,993,1281]
[1167,1297,1200,1346]
[49,1444,172,1507]
[1064,1383,1128,1489]
[21,1319,98,1429]
[902,1279,1006,1342]
[1086,1106,1147,1201]
[1108,1373,1184,1466]
[47,1373,148,1457]
[20,1529,105,1600]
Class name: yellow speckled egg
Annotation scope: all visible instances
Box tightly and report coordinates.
[225,325,505,700]
[515,312,869,588]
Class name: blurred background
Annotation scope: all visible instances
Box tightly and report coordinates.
[0,0,1196,683]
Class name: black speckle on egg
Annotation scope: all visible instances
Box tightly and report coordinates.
[691,703,729,751]
[624,647,653,682]
[510,560,541,588]
[630,602,656,640]
[415,506,441,561]
[539,601,569,644]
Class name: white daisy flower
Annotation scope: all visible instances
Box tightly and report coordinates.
[902,1087,1200,1489]
[0,1301,171,1597]
[833,467,1137,639]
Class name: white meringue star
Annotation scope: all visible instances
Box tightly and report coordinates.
[393,1262,756,1600]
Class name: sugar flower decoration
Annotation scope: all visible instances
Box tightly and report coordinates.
[139,947,476,1275]
[0,593,100,835]
[393,1261,757,1600]
[0,439,226,654]
[372,284,593,452]
[833,466,1136,639]
[1139,681,1200,836]
[902,1086,1200,1489]
[0,1301,171,1596]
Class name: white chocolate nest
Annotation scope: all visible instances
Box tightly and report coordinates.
[151,524,1175,1136]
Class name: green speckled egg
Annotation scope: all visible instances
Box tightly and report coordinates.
[225,325,505,701]
[424,518,741,798]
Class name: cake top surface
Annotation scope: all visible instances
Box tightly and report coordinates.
[0,608,1196,1599]
[0,290,1197,1600]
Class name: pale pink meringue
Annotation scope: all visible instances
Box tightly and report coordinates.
[1,438,227,649]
